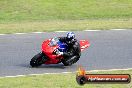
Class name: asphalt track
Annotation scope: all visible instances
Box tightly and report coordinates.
[0,30,132,76]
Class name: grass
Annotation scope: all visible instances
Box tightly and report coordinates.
[0,70,132,88]
[0,0,132,22]
[0,0,132,33]
[0,19,132,34]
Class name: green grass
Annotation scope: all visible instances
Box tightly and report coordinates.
[0,0,132,33]
[0,70,132,88]
[0,19,132,34]
[0,0,132,22]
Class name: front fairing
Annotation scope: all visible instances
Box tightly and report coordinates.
[79,40,90,51]
[41,38,67,64]
[41,39,58,59]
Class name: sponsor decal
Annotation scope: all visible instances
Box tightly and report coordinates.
[76,66,131,85]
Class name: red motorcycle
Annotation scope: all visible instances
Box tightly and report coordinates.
[30,37,90,67]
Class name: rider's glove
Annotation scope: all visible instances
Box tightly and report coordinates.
[58,52,63,55]
[55,49,63,55]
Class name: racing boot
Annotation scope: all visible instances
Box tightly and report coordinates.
[62,56,80,66]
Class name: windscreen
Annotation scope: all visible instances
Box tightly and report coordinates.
[49,37,59,46]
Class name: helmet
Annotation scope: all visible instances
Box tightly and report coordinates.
[66,32,75,41]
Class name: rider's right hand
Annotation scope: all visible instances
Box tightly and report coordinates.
[53,49,63,55]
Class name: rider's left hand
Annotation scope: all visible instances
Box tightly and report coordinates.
[55,49,63,55]
[58,52,63,55]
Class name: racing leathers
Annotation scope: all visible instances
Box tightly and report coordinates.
[59,37,81,65]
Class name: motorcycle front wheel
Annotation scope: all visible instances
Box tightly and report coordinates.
[30,52,46,67]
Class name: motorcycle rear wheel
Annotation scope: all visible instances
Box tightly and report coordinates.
[62,56,79,66]
[62,59,72,66]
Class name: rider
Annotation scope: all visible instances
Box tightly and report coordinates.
[57,32,81,66]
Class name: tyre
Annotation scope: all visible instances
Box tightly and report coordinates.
[62,59,72,66]
[62,56,79,66]
[30,52,46,67]
[62,61,71,66]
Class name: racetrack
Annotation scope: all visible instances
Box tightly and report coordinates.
[0,30,132,76]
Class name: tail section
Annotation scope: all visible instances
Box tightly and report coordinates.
[79,40,90,51]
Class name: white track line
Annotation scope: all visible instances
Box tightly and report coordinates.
[62,72,72,74]
[84,30,101,31]
[5,75,26,78]
[55,31,68,32]
[0,72,71,78]
[0,29,130,36]
[0,68,132,78]
[31,32,43,33]
[14,33,27,35]
[110,29,127,31]
[0,34,6,35]
[88,68,132,72]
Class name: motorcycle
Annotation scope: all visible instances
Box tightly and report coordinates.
[30,37,90,67]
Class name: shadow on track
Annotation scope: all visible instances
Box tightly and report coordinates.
[17,63,71,69]
[36,64,66,69]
